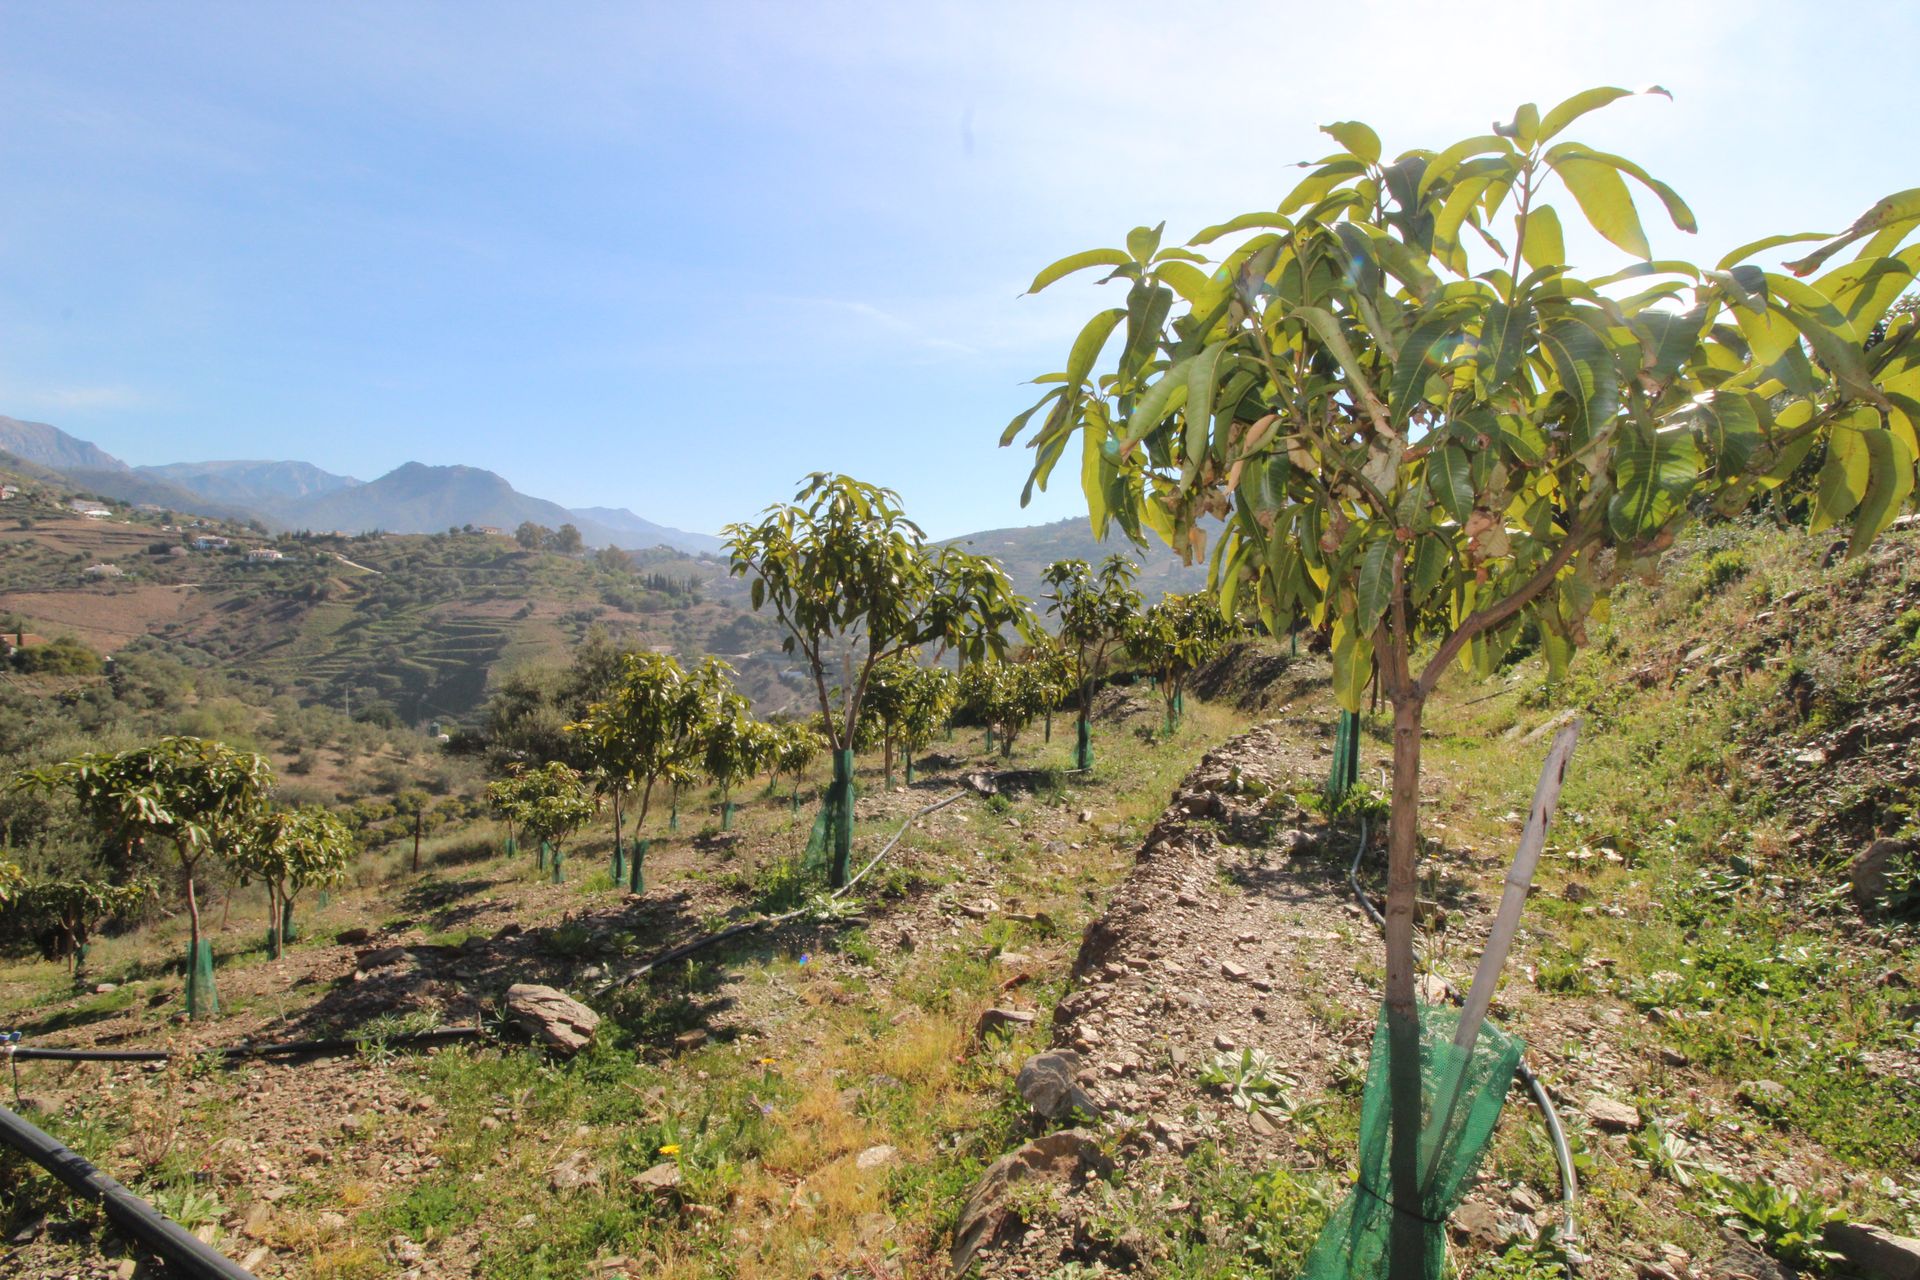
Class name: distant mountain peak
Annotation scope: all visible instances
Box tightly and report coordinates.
[0,416,130,473]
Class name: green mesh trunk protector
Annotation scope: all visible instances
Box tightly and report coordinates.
[1328,709,1362,800]
[1075,718,1093,771]
[185,938,218,1020]
[629,839,647,893]
[1302,1001,1523,1280]
[503,835,517,858]
[611,839,625,886]
[805,750,857,885]
[281,899,297,945]
[549,844,564,884]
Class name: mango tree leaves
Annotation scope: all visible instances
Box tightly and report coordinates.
[1609,426,1702,540]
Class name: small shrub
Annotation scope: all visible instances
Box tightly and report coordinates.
[1699,549,1751,596]
[1701,1175,1846,1272]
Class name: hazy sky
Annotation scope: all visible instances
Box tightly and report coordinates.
[1,1,1911,538]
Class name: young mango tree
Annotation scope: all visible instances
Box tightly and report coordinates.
[515,761,595,880]
[4,876,152,974]
[485,769,541,855]
[1006,89,1920,1277]
[894,663,957,784]
[958,659,1054,759]
[14,737,274,1017]
[700,697,764,830]
[568,651,728,887]
[725,473,1031,885]
[1042,556,1142,768]
[1128,591,1237,734]
[773,721,825,807]
[230,805,355,959]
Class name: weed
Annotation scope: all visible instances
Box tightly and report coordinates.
[1698,549,1751,597]
[1197,1047,1296,1117]
[1700,1174,1846,1272]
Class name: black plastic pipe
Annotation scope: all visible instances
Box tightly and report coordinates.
[6,1025,483,1064]
[0,1103,258,1279]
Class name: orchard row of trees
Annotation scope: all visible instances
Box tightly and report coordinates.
[3,737,355,1011]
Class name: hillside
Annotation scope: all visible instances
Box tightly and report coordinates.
[3,515,1917,1280]
[0,415,129,472]
[141,459,363,506]
[947,514,1212,604]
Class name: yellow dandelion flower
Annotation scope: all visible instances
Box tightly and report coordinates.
[659,1143,681,1156]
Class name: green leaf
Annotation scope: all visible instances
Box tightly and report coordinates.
[1811,421,1873,533]
[1127,224,1165,264]
[1783,188,1920,276]
[1354,538,1395,633]
[1417,136,1513,198]
[1541,319,1621,439]
[1475,299,1532,391]
[1323,120,1381,164]
[1189,211,1294,246]
[1330,617,1375,714]
[1849,425,1916,556]
[1509,103,1540,147]
[1554,155,1650,257]
[1538,86,1638,142]
[1294,306,1384,418]
[1027,248,1133,295]
[1389,309,1470,428]
[1691,390,1762,475]
[1717,231,1830,272]
[1184,340,1232,467]
[1429,445,1474,522]
[1521,204,1565,271]
[1609,425,1702,540]
[1121,357,1194,445]
[1066,308,1126,389]
[1153,261,1220,306]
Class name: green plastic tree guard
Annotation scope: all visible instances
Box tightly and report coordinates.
[611,839,625,886]
[536,840,547,872]
[829,749,855,887]
[629,839,647,893]
[549,844,563,884]
[503,834,517,858]
[1328,710,1361,801]
[1075,718,1093,771]
[722,800,734,831]
[185,938,218,1020]
[281,899,298,945]
[1301,1002,1523,1280]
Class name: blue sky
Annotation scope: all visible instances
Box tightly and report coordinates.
[1,1,1911,538]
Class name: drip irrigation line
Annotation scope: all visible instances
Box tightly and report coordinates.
[1347,789,1583,1259]
[3,1026,484,1065]
[596,786,973,997]
[0,1103,258,1279]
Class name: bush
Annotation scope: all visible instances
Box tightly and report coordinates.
[9,637,104,676]
[1699,549,1751,596]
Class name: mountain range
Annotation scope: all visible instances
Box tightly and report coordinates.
[0,415,722,554]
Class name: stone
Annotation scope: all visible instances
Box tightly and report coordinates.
[950,1130,1113,1274]
[1658,1047,1690,1068]
[1584,1096,1643,1133]
[505,984,601,1056]
[1851,839,1915,912]
[1737,1078,1791,1113]
[1825,1222,1920,1280]
[1449,1200,1505,1248]
[855,1144,897,1170]
[1212,1033,1237,1052]
[316,1211,347,1231]
[92,982,118,994]
[1015,1050,1102,1121]
[632,1162,681,1195]
[1220,961,1249,980]
[547,1150,602,1192]
[974,1007,1036,1040]
[673,1028,709,1051]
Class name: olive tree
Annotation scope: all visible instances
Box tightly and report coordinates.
[1007,89,1919,1273]
[1128,592,1236,734]
[725,473,1031,884]
[15,737,273,1016]
[1042,556,1142,768]
[230,805,354,959]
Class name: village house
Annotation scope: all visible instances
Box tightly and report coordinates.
[82,563,123,579]
[192,535,231,551]
[246,547,285,562]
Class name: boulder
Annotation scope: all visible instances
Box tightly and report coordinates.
[855,1144,897,1170]
[950,1129,1112,1273]
[505,983,601,1056]
[632,1162,682,1195]
[1851,839,1914,912]
[1584,1096,1643,1133]
[547,1150,601,1192]
[1736,1078,1791,1114]
[1826,1223,1920,1280]
[1016,1050,1101,1121]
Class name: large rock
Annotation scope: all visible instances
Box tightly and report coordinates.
[1851,839,1914,912]
[950,1129,1113,1273]
[1826,1223,1920,1280]
[1015,1050,1101,1121]
[1584,1096,1643,1133]
[505,983,600,1055]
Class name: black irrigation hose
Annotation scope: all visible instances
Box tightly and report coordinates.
[0,1103,258,1280]
[1347,800,1584,1258]
[4,1026,485,1065]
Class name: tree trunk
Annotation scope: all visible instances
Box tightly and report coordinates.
[268,884,282,960]
[613,789,624,856]
[186,872,203,1000]
[1384,690,1427,1280]
[412,811,423,873]
[884,733,895,790]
